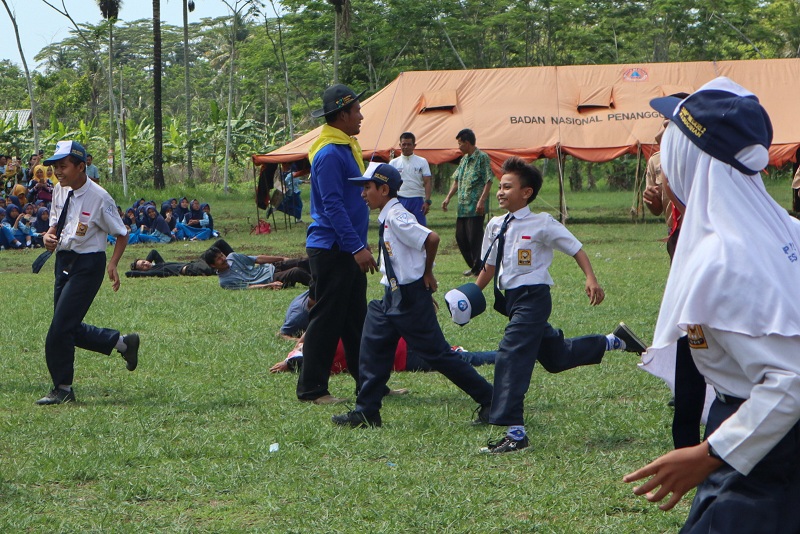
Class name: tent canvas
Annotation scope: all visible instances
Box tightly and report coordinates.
[253,59,800,175]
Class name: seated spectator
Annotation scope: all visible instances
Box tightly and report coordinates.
[175,199,212,241]
[31,165,53,205]
[200,203,219,237]
[276,168,304,223]
[2,203,28,246]
[0,207,24,249]
[138,205,174,243]
[15,202,41,248]
[200,243,311,289]
[270,337,496,374]
[125,248,214,278]
[173,197,189,223]
[32,207,49,246]
[160,201,178,233]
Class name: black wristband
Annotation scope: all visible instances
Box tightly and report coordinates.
[425,199,432,205]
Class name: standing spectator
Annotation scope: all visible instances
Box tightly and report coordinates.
[297,84,377,405]
[35,140,139,405]
[85,153,100,183]
[389,132,432,226]
[441,128,494,276]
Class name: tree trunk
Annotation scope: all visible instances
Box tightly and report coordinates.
[183,0,194,186]
[223,13,237,193]
[153,0,165,189]
[2,0,39,153]
[108,21,116,181]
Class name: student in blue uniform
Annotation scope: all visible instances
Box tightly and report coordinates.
[332,163,494,428]
[36,140,139,405]
[475,156,645,453]
[624,77,800,532]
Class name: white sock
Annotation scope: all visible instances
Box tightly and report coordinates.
[507,425,526,440]
[115,336,127,352]
[605,334,625,351]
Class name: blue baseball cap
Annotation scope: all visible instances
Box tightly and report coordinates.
[43,140,87,165]
[650,77,772,175]
[444,283,487,326]
[349,162,403,193]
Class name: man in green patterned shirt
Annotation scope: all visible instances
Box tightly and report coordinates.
[442,128,494,276]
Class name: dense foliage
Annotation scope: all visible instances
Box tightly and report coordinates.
[1,0,798,186]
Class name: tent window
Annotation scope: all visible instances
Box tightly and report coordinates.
[659,85,693,98]
[420,90,458,113]
[577,86,614,112]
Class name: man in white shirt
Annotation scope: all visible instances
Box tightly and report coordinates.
[389,132,432,226]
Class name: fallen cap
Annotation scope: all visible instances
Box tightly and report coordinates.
[444,283,486,326]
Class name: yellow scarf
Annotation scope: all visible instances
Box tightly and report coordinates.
[307,124,365,174]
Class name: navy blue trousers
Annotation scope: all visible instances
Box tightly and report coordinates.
[297,247,366,400]
[45,251,120,387]
[356,279,493,417]
[681,397,800,533]
[489,285,606,426]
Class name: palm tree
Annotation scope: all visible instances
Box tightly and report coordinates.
[183,0,196,186]
[97,0,122,181]
[153,0,165,189]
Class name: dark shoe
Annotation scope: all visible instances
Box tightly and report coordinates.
[472,404,491,425]
[480,434,530,454]
[331,410,382,428]
[36,388,76,405]
[120,333,139,371]
[612,322,647,355]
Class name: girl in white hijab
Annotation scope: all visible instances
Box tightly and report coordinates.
[625,77,800,533]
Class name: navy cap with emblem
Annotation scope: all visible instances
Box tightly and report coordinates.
[349,162,403,193]
[43,140,88,165]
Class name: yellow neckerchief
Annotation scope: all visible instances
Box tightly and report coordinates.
[308,124,365,174]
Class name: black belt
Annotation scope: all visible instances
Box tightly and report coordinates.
[715,389,745,404]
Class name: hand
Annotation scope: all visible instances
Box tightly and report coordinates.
[421,202,431,215]
[269,360,289,373]
[107,263,121,292]
[423,271,438,293]
[476,201,486,216]
[585,278,604,306]
[354,248,377,274]
[43,232,58,252]
[623,443,723,511]
[643,185,664,214]
[441,198,450,211]
[267,281,283,290]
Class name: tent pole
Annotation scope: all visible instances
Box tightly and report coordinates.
[631,143,644,222]
[556,144,567,224]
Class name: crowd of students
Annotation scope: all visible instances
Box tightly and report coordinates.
[118,197,219,245]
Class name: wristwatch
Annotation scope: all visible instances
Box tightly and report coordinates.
[425,199,432,205]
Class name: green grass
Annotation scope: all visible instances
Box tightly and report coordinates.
[0,177,794,532]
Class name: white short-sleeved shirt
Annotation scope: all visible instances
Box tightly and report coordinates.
[378,198,432,286]
[51,179,128,253]
[389,154,431,199]
[481,206,582,290]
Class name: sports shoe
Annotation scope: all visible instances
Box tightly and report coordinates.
[120,333,139,371]
[36,388,76,405]
[472,404,491,425]
[302,394,348,405]
[480,434,530,454]
[611,322,647,354]
[331,410,382,428]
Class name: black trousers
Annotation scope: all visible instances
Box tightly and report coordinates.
[296,247,366,400]
[273,257,312,287]
[45,251,120,387]
[681,397,800,533]
[490,285,606,426]
[455,215,485,274]
[356,279,493,416]
[672,335,705,448]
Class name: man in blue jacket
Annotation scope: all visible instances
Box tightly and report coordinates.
[297,84,377,405]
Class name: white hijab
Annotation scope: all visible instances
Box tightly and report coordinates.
[653,123,800,348]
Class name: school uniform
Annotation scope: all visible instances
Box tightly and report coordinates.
[45,179,128,388]
[355,199,493,417]
[482,205,607,426]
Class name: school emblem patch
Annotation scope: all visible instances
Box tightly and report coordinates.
[384,241,393,256]
[517,249,531,266]
[687,325,708,349]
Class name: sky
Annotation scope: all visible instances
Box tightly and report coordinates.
[0,0,236,70]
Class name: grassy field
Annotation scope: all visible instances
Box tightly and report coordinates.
[0,176,793,532]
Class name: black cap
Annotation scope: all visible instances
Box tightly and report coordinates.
[311,84,366,119]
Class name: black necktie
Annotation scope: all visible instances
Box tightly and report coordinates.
[55,190,74,239]
[493,213,513,315]
[378,221,403,310]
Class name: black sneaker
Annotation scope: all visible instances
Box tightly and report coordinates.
[120,333,139,371]
[612,322,647,354]
[480,435,530,454]
[331,410,382,428]
[36,388,76,405]
[472,404,491,425]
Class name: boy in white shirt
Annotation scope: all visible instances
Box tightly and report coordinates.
[475,156,644,453]
[332,163,493,428]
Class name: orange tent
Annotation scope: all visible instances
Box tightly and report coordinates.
[253,59,800,175]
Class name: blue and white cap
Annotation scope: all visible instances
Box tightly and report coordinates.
[444,283,486,326]
[43,140,87,165]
